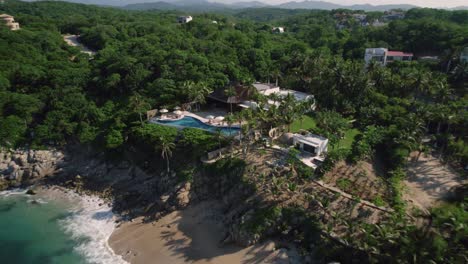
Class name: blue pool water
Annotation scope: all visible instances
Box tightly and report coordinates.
[156,116,240,136]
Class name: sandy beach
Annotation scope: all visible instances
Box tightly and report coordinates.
[109,201,299,264]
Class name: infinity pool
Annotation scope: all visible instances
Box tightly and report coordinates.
[155,116,240,136]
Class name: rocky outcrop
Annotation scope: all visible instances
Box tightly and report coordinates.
[0,149,64,190]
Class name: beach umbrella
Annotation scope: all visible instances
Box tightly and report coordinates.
[206,115,215,120]
[174,106,181,110]
[160,109,168,113]
[215,116,225,121]
[173,110,182,115]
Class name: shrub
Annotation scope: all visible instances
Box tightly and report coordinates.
[388,168,406,215]
[131,123,178,146]
[372,196,385,207]
[336,178,352,190]
[243,206,282,234]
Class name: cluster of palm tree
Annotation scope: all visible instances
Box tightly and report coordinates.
[275,52,466,164]
[183,81,213,112]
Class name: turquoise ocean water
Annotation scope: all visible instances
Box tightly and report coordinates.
[0,190,125,264]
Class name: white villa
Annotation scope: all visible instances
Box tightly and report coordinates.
[371,20,387,27]
[365,48,413,66]
[272,27,285,33]
[293,133,328,157]
[0,14,20,30]
[461,47,468,63]
[239,82,315,111]
[177,16,193,24]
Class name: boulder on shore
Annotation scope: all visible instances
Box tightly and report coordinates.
[26,189,37,195]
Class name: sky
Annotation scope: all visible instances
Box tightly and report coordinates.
[214,0,468,8]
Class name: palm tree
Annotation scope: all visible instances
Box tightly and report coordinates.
[184,81,212,111]
[270,68,282,86]
[224,86,237,113]
[225,113,235,135]
[234,112,245,151]
[129,92,151,125]
[280,93,298,132]
[160,137,175,173]
[295,99,314,130]
[450,61,468,90]
[213,128,224,149]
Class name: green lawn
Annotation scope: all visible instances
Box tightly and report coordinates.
[290,115,359,150]
[290,115,316,133]
[335,128,360,150]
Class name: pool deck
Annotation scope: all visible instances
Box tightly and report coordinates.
[151,111,241,128]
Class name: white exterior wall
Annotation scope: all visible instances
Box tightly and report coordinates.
[178,16,192,24]
[461,48,468,63]
[293,134,328,156]
[1,16,20,31]
[261,87,281,96]
[365,48,388,66]
[272,27,284,33]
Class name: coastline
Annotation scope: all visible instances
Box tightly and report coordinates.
[0,186,127,264]
[109,200,300,264]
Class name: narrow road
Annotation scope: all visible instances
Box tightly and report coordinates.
[63,34,96,56]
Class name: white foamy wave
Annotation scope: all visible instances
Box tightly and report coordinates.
[59,193,127,264]
[0,189,27,197]
[27,198,48,204]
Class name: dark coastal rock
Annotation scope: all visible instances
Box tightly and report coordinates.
[0,149,64,190]
[26,189,37,195]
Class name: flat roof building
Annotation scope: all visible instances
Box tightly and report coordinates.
[272,27,285,33]
[0,14,20,30]
[239,82,315,111]
[365,48,413,66]
[177,16,193,24]
[461,47,468,63]
[293,133,328,157]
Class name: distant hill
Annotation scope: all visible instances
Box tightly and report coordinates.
[123,1,178,10]
[123,0,271,11]
[451,6,468,10]
[123,0,228,11]
[24,0,467,11]
[277,1,417,11]
[122,0,419,11]
[233,1,268,8]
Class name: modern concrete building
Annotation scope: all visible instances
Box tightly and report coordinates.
[239,83,315,111]
[177,16,192,24]
[293,133,328,157]
[0,14,20,30]
[461,47,468,63]
[272,27,285,33]
[365,48,413,66]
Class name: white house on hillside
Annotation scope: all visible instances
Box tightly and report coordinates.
[272,27,285,33]
[0,14,20,30]
[461,47,468,63]
[239,82,315,111]
[177,16,193,24]
[293,133,328,157]
[365,48,413,66]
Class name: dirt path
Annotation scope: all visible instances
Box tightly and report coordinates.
[63,34,96,56]
[404,152,462,211]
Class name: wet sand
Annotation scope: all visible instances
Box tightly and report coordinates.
[109,201,297,264]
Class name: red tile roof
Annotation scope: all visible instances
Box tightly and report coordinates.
[387,51,413,57]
